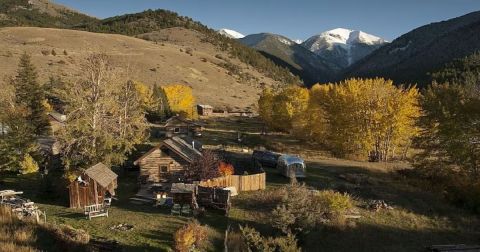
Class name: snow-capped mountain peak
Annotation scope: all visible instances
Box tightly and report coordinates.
[302,28,387,67]
[293,39,303,44]
[218,28,245,39]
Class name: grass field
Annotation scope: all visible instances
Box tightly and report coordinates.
[1,117,479,251]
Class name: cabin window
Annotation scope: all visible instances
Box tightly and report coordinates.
[174,127,180,133]
[160,165,168,173]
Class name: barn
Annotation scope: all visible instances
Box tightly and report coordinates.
[68,163,118,209]
[134,137,202,184]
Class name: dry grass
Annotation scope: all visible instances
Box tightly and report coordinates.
[0,206,89,252]
[0,27,280,110]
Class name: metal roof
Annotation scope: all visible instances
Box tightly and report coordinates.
[278,155,305,165]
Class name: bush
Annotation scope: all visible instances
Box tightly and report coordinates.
[174,221,208,252]
[19,154,39,174]
[239,225,300,252]
[51,49,57,56]
[270,183,353,235]
[218,161,234,176]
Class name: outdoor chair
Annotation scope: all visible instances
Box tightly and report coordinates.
[181,204,192,215]
[171,204,181,215]
[155,198,166,207]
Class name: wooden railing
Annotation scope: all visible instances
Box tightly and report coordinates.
[199,173,266,192]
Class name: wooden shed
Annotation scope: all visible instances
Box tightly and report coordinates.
[164,116,202,138]
[68,163,118,209]
[134,137,202,184]
[197,104,213,116]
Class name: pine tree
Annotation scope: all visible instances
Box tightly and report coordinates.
[152,84,171,119]
[13,53,49,135]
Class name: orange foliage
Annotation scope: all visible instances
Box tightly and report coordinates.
[218,162,234,176]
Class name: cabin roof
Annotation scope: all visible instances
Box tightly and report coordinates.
[278,155,304,165]
[134,137,202,165]
[197,104,213,109]
[84,163,118,188]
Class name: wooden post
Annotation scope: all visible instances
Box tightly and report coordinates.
[93,180,98,205]
[76,182,80,209]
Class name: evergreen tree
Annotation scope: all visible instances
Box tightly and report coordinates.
[152,83,171,119]
[13,53,50,135]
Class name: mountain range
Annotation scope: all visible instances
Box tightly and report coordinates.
[1,0,480,91]
[221,28,388,85]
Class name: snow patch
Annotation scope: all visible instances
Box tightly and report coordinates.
[218,28,245,39]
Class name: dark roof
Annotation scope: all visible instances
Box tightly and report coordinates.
[134,137,203,165]
[164,137,202,162]
[84,163,118,188]
[164,116,201,127]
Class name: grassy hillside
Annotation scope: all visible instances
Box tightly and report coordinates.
[0,0,96,28]
[77,9,301,85]
[0,27,283,110]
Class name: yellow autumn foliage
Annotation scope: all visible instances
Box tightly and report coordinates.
[163,84,197,119]
[258,78,421,161]
[134,81,156,111]
[20,154,39,174]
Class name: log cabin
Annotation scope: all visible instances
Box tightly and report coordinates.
[164,116,202,138]
[68,163,118,209]
[134,137,202,184]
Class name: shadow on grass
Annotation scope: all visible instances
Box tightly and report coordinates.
[304,221,480,252]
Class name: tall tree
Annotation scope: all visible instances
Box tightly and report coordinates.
[0,80,38,172]
[163,84,196,119]
[152,83,171,119]
[12,53,49,135]
[58,54,147,175]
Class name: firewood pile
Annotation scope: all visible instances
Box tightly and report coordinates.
[366,200,393,212]
[0,190,45,222]
[110,223,134,231]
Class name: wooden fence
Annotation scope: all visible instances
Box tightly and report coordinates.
[199,173,266,192]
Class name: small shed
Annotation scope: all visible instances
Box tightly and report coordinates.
[164,116,202,138]
[68,163,118,209]
[197,104,213,116]
[170,183,196,205]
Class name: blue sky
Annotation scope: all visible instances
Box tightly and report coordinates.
[54,0,480,41]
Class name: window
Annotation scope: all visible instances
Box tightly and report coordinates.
[174,127,180,133]
[160,165,168,173]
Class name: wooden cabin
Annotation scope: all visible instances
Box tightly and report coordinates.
[197,104,213,116]
[68,163,118,209]
[134,137,202,184]
[164,116,202,138]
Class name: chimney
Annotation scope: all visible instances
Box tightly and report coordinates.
[192,141,195,149]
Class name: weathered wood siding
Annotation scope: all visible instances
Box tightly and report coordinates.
[199,173,266,192]
[68,176,117,209]
[138,147,190,182]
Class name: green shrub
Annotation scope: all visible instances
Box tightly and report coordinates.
[271,183,353,235]
[240,225,300,252]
